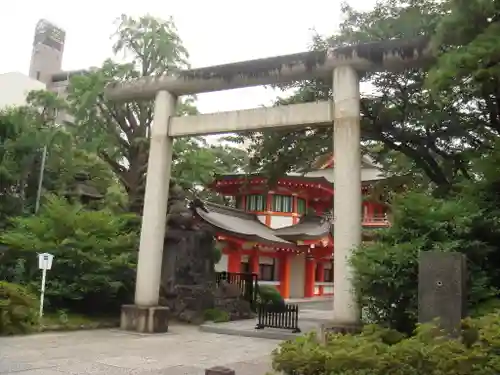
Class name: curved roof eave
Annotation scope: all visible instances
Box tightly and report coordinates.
[194,206,293,246]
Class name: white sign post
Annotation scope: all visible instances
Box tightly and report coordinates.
[37,253,54,319]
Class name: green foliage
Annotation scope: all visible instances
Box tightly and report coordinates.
[0,94,69,224]
[0,90,121,227]
[65,14,248,212]
[213,241,223,264]
[172,138,249,203]
[0,282,38,335]
[271,313,500,375]
[351,188,499,333]
[235,0,486,190]
[257,284,285,306]
[0,195,139,314]
[203,308,230,323]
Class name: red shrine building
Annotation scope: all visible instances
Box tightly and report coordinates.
[193,154,390,299]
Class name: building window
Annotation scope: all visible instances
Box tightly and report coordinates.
[297,198,307,214]
[259,262,276,281]
[235,195,244,209]
[316,263,334,282]
[36,71,41,80]
[272,195,293,213]
[324,267,333,282]
[240,261,250,273]
[245,194,266,211]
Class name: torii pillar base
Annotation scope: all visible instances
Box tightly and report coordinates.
[120,305,170,333]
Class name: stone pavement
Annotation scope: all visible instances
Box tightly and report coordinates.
[201,303,335,341]
[0,324,280,375]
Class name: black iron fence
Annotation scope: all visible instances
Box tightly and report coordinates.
[215,271,258,308]
[255,303,301,333]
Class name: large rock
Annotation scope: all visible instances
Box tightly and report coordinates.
[159,181,254,323]
[159,181,217,323]
[213,281,254,320]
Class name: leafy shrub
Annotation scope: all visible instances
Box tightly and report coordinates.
[0,282,38,335]
[203,308,230,323]
[271,312,500,375]
[257,284,285,306]
[350,191,498,333]
[0,195,139,315]
[213,241,223,264]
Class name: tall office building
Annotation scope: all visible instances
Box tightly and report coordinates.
[29,19,66,85]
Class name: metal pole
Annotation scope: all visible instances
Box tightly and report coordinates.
[35,146,47,214]
[39,268,47,319]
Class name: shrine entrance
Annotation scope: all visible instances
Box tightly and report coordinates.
[104,37,431,332]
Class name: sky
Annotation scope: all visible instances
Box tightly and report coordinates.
[0,0,377,114]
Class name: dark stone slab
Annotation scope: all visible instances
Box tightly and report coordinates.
[159,183,217,323]
[418,251,467,335]
[205,366,235,375]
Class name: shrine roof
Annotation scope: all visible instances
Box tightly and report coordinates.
[193,201,294,246]
[273,215,331,241]
[212,173,331,184]
[192,201,332,245]
[211,172,384,187]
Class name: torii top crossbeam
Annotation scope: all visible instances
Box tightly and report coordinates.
[104,37,432,101]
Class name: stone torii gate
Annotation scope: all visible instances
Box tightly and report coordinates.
[105,37,431,333]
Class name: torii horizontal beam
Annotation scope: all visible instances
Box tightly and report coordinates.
[169,101,332,137]
[104,37,432,101]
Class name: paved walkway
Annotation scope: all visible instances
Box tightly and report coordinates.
[201,308,334,340]
[0,325,280,375]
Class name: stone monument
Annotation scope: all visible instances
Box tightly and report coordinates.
[159,182,253,323]
[159,182,217,323]
[418,251,467,336]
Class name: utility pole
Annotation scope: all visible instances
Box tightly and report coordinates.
[35,145,48,214]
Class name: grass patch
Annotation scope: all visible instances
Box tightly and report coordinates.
[203,308,230,323]
[39,310,119,332]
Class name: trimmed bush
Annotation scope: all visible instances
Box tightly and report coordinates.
[0,282,38,335]
[257,284,285,307]
[271,312,500,375]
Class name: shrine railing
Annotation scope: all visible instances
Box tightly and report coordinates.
[322,212,390,227]
[215,271,259,308]
[255,303,301,333]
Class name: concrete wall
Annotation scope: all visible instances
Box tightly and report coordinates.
[0,72,46,109]
[269,216,294,229]
[289,254,305,298]
[214,254,228,272]
[304,165,385,182]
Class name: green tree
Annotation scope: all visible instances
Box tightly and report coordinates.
[351,190,497,333]
[67,15,250,211]
[237,0,484,190]
[67,15,196,213]
[428,0,500,135]
[172,137,249,202]
[0,90,121,226]
[0,90,70,224]
[351,141,500,333]
[0,195,138,314]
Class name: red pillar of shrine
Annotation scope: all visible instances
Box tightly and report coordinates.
[227,251,241,273]
[304,256,316,298]
[279,254,291,298]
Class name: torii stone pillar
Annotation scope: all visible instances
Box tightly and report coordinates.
[332,66,361,326]
[120,91,175,333]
